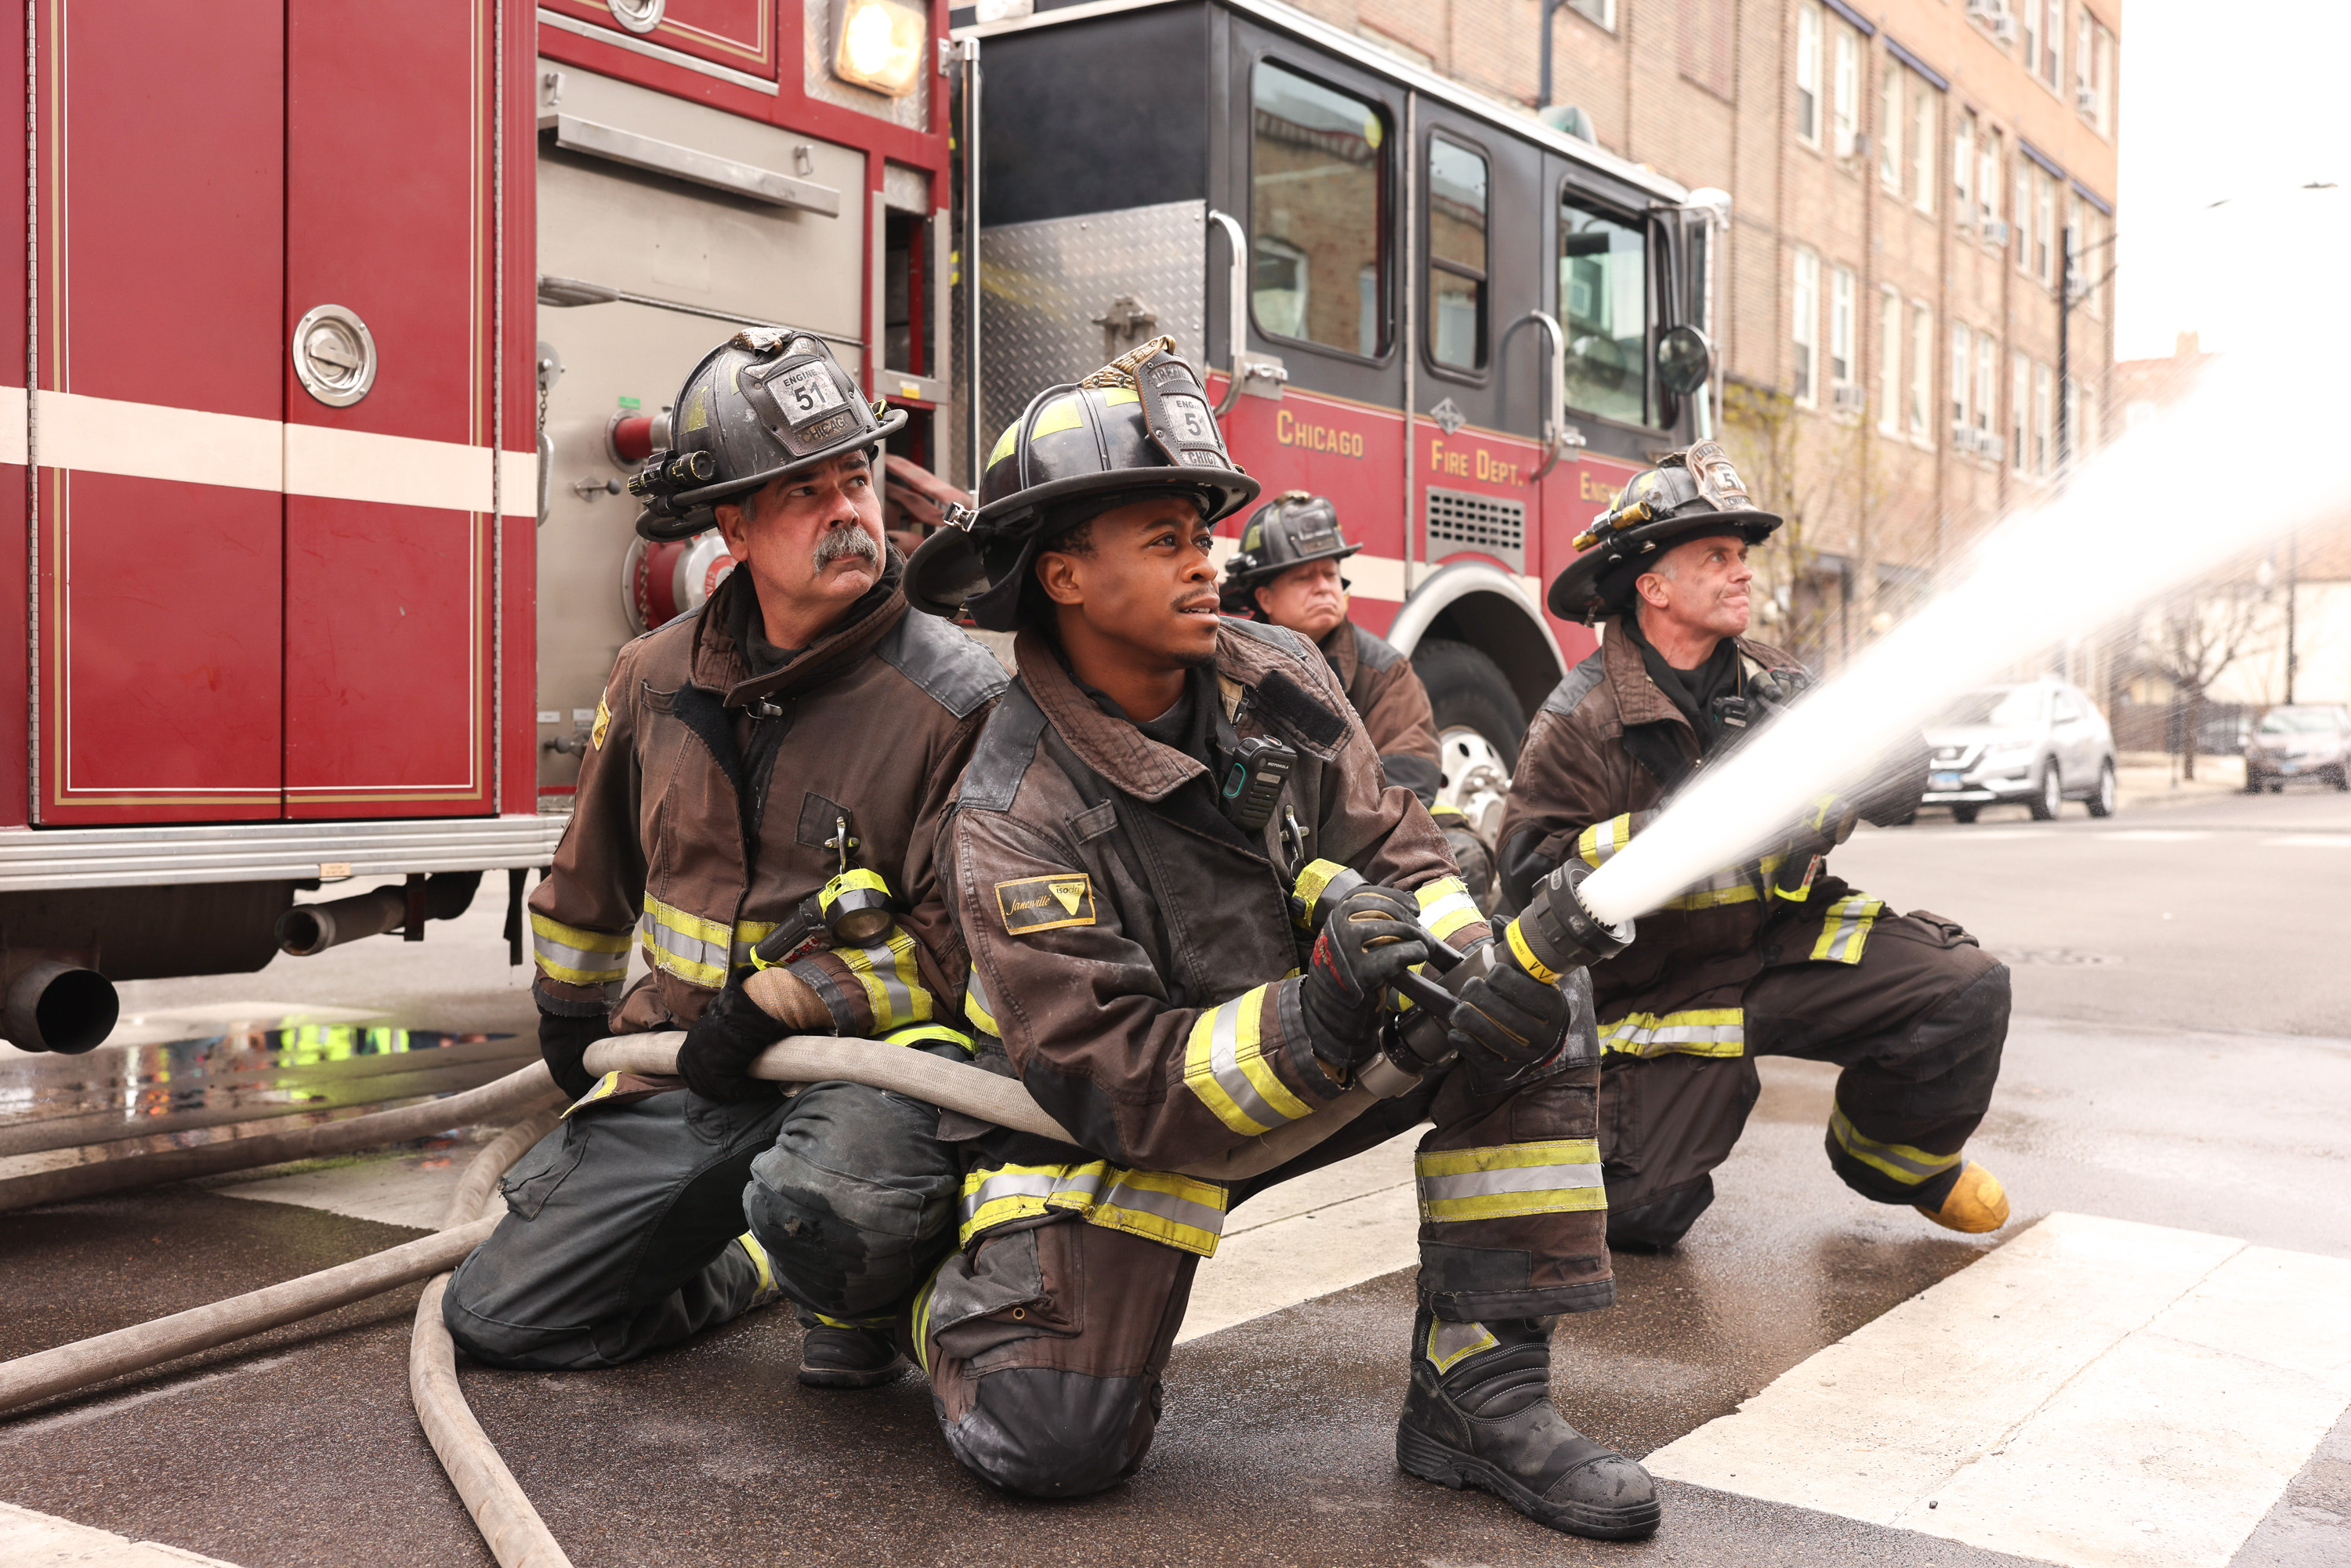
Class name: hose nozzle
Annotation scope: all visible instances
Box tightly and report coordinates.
[1502,857,1632,984]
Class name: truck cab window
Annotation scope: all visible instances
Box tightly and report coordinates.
[1252,62,1389,357]
[1558,196,1649,425]
[1427,136,1487,371]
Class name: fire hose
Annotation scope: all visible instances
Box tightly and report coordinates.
[0,859,1631,1566]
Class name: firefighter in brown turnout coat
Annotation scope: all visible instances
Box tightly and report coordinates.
[442,332,1009,1386]
[1497,444,2012,1251]
[1221,491,1496,902]
[900,340,1660,1541]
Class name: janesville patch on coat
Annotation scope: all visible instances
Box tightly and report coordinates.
[996,874,1096,934]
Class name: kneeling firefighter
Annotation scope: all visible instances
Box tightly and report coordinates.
[1221,492,1496,904]
[1497,444,2011,1251]
[443,329,1009,1389]
[897,339,1661,1540]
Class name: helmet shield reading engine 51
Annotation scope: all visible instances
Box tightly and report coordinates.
[630,329,907,542]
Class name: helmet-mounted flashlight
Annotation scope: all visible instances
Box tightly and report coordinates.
[628,448,718,507]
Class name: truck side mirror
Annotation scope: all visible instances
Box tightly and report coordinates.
[1656,324,1712,397]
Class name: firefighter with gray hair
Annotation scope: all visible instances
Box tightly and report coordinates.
[1221,492,1495,904]
[443,330,1009,1390]
[1498,443,2009,1253]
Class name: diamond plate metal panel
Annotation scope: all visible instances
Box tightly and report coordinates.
[977,200,1207,462]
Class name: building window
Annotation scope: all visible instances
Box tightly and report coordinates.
[1879,65,1902,192]
[2090,20,2114,135]
[2034,360,2054,473]
[2075,206,2107,317]
[1559,197,1649,425]
[1566,0,1614,30]
[1950,320,1970,429]
[1252,61,1389,357]
[1795,2,1823,147]
[2041,0,2063,89]
[2035,169,2058,284]
[2013,161,2031,270]
[2011,352,2030,474]
[1831,266,1855,386]
[1911,85,1936,214]
[1976,330,1998,438]
[1909,302,1933,441]
[1791,248,1820,407]
[1878,286,1902,435]
[1954,114,1975,219]
[1832,27,1860,158]
[1979,131,2001,231]
[1427,136,1489,371]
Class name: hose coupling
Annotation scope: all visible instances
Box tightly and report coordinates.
[1505,858,1633,984]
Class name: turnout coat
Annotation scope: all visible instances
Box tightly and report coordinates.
[528,560,1008,1039]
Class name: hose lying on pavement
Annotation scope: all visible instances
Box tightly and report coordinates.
[0,1060,562,1213]
[411,1108,574,1568]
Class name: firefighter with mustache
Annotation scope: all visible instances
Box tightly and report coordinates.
[444,331,1009,1391]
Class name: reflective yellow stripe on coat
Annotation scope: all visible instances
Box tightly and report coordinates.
[1182,984,1312,1137]
[958,1161,1229,1256]
[636,896,776,988]
[531,912,631,987]
[1599,1007,1746,1059]
[836,924,933,1031]
[1811,896,1883,963]
[1415,1139,1606,1223]
[1413,875,1482,942]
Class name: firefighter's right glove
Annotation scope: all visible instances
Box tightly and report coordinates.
[1301,885,1430,1079]
[537,1007,608,1103]
[676,981,794,1104]
[1447,951,1572,1097]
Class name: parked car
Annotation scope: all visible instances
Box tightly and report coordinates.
[2243,704,2351,792]
[1922,679,2117,823]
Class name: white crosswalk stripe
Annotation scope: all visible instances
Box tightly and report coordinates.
[1645,1212,2351,1568]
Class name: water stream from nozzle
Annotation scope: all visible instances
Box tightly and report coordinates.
[1577,294,2351,930]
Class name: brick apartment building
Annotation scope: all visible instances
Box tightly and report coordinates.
[1279,0,2121,668]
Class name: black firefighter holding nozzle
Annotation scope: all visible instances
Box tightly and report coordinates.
[1220,491,1498,904]
[1498,443,2012,1252]
[902,338,1660,1540]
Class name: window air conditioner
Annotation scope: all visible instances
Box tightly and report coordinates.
[1979,431,2005,463]
[1951,419,1976,449]
[1831,385,1868,415]
[1981,219,2012,245]
[1992,15,2019,45]
[1965,0,2001,19]
[2075,85,2099,116]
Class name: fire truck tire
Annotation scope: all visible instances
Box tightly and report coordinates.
[1412,638,1527,769]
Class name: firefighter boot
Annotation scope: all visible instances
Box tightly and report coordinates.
[1916,1161,2010,1233]
[794,1306,907,1390]
[1396,1311,1661,1540]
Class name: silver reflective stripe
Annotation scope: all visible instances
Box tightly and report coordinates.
[532,930,627,980]
[639,909,730,976]
[846,935,919,1022]
[1097,1173,1228,1240]
[1204,995,1292,1132]
[1418,1162,1604,1203]
[957,1168,1102,1227]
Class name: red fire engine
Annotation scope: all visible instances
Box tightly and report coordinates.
[0,0,1714,1050]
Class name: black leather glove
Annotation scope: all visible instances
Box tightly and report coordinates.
[1447,953,1571,1095]
[1300,884,1429,1077]
[676,981,792,1104]
[538,1009,607,1102]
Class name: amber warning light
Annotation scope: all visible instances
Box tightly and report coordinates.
[831,0,927,98]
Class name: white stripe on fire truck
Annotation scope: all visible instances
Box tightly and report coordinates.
[6,389,538,516]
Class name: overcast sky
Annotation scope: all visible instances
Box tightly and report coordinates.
[2116,0,2349,360]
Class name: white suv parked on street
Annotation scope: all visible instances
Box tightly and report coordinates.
[1921,679,2117,824]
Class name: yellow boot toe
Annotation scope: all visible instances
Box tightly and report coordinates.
[1916,1161,2009,1233]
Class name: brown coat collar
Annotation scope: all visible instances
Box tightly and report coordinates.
[690,557,911,708]
[1599,617,1794,738]
[1318,618,1360,691]
[1012,621,1315,802]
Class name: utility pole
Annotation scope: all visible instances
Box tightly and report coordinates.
[2057,227,2119,472]
[2286,529,2299,703]
[1539,0,1566,108]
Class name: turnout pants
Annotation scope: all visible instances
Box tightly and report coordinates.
[444,1048,965,1369]
[1599,909,2010,1251]
[907,1058,1610,1498]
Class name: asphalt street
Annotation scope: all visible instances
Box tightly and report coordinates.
[0,784,2345,1567]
